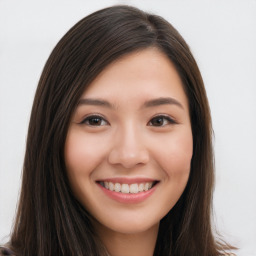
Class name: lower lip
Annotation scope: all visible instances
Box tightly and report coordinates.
[97,183,158,204]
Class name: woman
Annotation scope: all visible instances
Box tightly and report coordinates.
[0,5,235,256]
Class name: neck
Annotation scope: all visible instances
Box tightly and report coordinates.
[95,223,159,256]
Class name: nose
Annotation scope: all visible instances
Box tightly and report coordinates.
[108,125,149,169]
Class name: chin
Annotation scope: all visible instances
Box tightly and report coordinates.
[93,210,162,236]
[108,222,158,236]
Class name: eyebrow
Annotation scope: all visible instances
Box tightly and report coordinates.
[77,97,184,109]
[78,98,113,108]
[143,97,184,109]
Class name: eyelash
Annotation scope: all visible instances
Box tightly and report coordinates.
[148,115,176,127]
[80,115,109,126]
[80,114,176,127]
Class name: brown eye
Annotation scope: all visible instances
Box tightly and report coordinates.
[149,115,176,127]
[81,115,108,126]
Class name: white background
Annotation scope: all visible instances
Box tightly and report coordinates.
[0,0,255,255]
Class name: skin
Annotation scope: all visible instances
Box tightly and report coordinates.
[65,48,193,256]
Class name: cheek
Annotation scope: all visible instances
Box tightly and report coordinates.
[64,130,109,201]
[64,129,113,211]
[65,130,106,174]
[152,128,193,178]
[152,129,193,213]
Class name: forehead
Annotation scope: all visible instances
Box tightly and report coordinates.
[82,48,188,110]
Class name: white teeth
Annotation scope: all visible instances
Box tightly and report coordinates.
[130,184,138,194]
[100,181,154,194]
[121,184,129,193]
[144,183,149,191]
[114,183,121,192]
[104,181,109,189]
[109,182,114,191]
[138,183,144,192]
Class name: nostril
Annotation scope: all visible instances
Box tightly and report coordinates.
[108,148,149,168]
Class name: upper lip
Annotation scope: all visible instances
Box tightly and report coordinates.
[96,177,159,185]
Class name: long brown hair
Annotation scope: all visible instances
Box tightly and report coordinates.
[4,5,234,256]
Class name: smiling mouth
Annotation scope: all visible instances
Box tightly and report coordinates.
[98,181,158,194]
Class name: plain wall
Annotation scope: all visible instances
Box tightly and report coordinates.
[0,0,255,255]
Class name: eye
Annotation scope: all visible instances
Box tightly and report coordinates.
[80,115,109,126]
[148,115,176,127]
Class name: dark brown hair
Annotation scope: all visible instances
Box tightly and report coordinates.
[3,5,234,256]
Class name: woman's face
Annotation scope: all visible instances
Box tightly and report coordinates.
[65,48,193,235]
